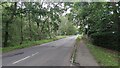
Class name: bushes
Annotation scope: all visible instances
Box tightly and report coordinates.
[90,32,119,51]
[76,35,81,41]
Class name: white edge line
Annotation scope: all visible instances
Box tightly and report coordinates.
[12,56,30,64]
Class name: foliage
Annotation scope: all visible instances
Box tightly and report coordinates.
[65,2,120,51]
[2,2,64,47]
[58,16,77,35]
[76,35,82,41]
[90,32,118,51]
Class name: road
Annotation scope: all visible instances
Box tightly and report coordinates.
[2,36,77,66]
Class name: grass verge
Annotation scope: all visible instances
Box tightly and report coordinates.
[2,36,66,53]
[87,43,119,66]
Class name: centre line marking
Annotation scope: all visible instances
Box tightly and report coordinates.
[32,52,39,56]
[12,52,39,64]
[12,56,30,64]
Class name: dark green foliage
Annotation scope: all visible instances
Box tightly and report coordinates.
[65,2,119,51]
[90,32,118,51]
[2,2,64,47]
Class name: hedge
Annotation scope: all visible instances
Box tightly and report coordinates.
[90,31,119,51]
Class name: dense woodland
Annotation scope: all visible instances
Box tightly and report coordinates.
[1,2,120,51]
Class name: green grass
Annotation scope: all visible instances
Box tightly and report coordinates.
[2,36,66,53]
[0,47,2,52]
[87,44,119,66]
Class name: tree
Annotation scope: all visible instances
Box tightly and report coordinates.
[2,2,17,47]
[64,2,119,51]
[2,2,64,47]
[58,16,77,35]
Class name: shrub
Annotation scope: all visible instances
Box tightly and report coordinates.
[90,31,119,51]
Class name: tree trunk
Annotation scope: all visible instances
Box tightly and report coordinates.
[29,11,32,41]
[3,2,17,47]
[3,21,9,47]
[20,9,23,44]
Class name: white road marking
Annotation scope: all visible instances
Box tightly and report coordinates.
[12,56,30,64]
[31,52,39,56]
[12,52,39,64]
